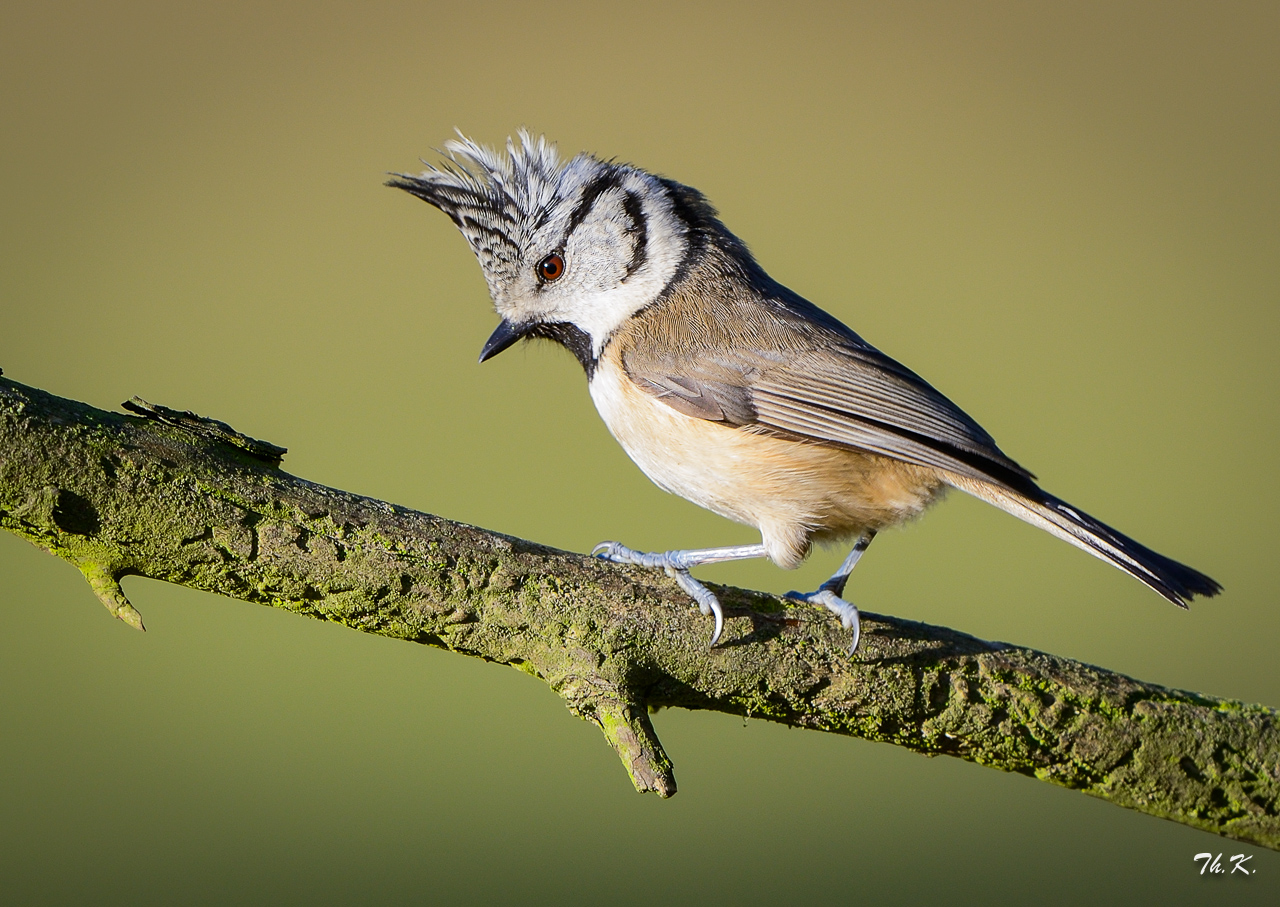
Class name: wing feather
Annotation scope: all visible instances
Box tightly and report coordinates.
[752,351,1033,481]
[618,297,1033,489]
[749,388,1006,485]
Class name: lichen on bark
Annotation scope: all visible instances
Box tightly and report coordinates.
[1,374,1276,849]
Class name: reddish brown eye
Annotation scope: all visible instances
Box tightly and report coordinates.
[537,253,565,282]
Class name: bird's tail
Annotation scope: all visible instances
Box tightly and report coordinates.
[942,472,1222,607]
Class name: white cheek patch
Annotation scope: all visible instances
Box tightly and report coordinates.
[560,193,688,356]
[568,212,633,290]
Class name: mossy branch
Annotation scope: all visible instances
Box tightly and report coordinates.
[1,374,1276,848]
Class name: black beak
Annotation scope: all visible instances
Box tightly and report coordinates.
[478,319,532,363]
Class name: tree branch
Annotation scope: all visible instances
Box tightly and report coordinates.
[1,373,1276,848]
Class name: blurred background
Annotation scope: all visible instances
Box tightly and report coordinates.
[2,1,1277,903]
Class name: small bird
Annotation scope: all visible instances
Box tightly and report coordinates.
[390,131,1221,652]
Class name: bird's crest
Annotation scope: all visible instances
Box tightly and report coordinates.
[388,130,604,296]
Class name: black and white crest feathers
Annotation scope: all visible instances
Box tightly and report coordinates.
[387,131,570,292]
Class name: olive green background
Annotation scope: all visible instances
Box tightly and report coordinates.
[1,1,1276,903]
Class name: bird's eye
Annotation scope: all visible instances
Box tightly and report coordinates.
[537,253,565,282]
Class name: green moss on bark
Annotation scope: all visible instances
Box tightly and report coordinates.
[1,375,1277,848]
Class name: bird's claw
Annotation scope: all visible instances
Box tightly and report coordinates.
[785,587,862,655]
[592,541,725,647]
[669,569,725,646]
[592,540,627,561]
[592,541,673,568]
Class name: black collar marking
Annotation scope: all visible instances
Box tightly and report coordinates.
[528,322,597,377]
[479,319,597,376]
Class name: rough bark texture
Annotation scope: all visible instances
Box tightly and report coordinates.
[1,374,1277,849]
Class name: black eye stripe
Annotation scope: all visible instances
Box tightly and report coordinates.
[561,169,624,247]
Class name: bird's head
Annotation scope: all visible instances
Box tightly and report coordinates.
[390,131,697,367]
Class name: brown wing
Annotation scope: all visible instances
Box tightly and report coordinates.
[617,292,1035,491]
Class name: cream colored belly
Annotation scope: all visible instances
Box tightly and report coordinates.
[588,357,944,568]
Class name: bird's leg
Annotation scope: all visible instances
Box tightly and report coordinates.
[786,531,876,655]
[591,541,769,647]
[820,531,876,598]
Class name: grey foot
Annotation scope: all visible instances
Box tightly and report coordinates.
[785,587,862,655]
[592,541,726,647]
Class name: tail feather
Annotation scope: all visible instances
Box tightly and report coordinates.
[942,473,1222,607]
